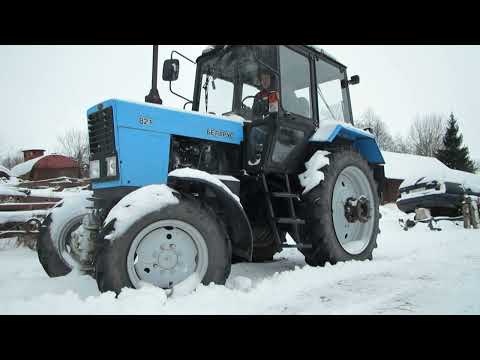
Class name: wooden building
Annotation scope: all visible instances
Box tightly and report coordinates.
[10,150,81,181]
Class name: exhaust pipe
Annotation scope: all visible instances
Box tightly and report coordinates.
[145,45,163,105]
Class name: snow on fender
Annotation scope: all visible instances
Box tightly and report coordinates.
[103,184,179,242]
[168,168,253,262]
[298,151,330,195]
[169,168,241,204]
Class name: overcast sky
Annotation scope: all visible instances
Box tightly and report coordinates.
[1,45,479,160]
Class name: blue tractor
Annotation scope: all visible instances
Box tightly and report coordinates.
[37,45,385,295]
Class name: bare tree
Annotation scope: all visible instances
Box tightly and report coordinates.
[0,150,24,169]
[391,133,414,154]
[56,129,89,166]
[408,114,446,157]
[355,108,395,151]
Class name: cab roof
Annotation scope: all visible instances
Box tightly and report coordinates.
[199,45,347,69]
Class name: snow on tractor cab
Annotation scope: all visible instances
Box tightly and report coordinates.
[37,45,386,295]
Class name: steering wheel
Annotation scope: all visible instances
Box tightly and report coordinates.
[241,95,256,110]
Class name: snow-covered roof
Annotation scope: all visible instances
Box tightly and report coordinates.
[381,151,450,181]
[0,165,11,177]
[10,155,49,177]
[382,151,480,192]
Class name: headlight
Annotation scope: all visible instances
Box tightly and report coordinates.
[89,160,100,179]
[106,156,117,177]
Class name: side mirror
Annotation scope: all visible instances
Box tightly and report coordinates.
[162,59,180,81]
[349,75,360,85]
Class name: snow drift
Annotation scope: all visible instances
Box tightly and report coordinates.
[1,204,479,314]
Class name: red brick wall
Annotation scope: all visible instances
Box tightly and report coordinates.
[23,150,45,162]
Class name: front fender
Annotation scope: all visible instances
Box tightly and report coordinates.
[167,169,253,262]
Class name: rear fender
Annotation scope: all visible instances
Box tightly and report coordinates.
[310,123,385,164]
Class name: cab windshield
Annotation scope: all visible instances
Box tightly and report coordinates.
[196,45,278,120]
[195,45,353,124]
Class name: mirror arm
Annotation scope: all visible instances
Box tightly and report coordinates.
[166,50,195,104]
[171,50,196,64]
[169,81,193,103]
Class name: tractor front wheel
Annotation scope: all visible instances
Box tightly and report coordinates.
[95,195,231,295]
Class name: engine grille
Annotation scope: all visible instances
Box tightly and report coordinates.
[88,106,116,156]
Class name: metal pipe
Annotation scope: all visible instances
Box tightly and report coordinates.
[145,45,163,105]
[152,45,158,89]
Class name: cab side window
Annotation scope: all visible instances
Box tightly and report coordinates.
[279,46,312,119]
[316,59,348,123]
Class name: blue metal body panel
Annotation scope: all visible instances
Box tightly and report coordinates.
[86,99,383,191]
[87,99,244,190]
[310,124,385,165]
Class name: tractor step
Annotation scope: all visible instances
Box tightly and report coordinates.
[282,243,313,249]
[271,192,300,199]
[276,217,306,225]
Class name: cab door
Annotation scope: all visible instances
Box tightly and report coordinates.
[262,45,317,174]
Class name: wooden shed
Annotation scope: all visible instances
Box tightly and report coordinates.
[10,153,81,181]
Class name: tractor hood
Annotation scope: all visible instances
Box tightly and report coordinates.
[87,99,244,145]
[86,99,244,190]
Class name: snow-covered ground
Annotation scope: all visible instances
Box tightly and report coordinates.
[0,204,479,315]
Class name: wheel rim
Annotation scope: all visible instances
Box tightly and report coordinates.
[58,221,83,269]
[331,166,375,255]
[126,220,208,289]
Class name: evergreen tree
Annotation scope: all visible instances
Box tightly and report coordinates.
[435,113,477,173]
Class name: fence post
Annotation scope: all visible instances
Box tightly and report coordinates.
[470,198,479,229]
[463,196,471,229]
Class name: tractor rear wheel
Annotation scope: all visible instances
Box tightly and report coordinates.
[95,195,231,295]
[300,150,380,266]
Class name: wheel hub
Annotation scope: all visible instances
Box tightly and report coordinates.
[344,196,370,223]
[157,247,179,270]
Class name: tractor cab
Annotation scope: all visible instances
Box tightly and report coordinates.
[166,45,359,175]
